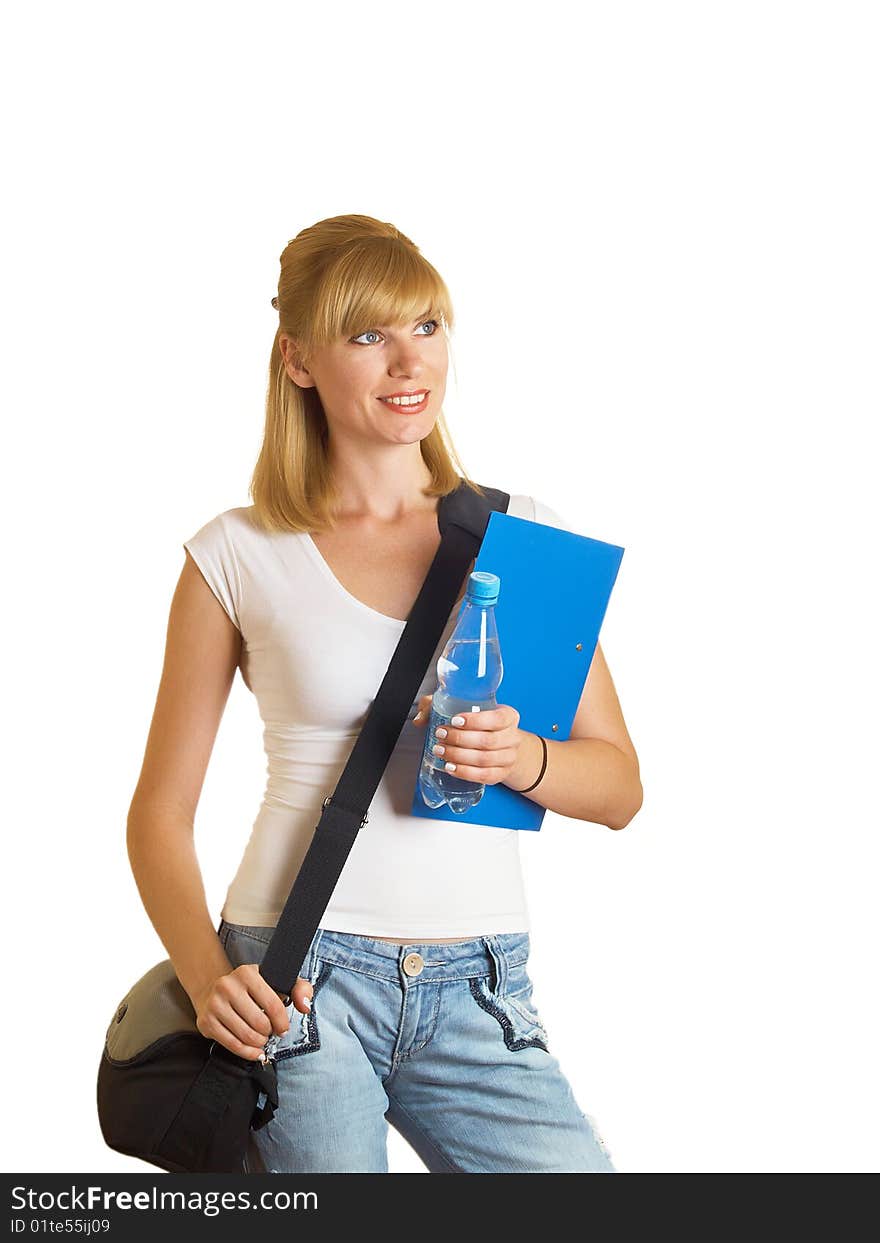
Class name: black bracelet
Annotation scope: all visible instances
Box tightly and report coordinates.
[518,734,548,793]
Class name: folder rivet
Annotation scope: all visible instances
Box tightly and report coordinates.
[576,643,583,651]
[552,724,559,732]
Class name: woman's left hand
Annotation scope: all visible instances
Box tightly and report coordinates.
[412,694,523,787]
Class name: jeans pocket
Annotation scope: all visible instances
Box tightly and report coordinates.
[468,969,550,1053]
[269,960,332,1062]
[218,921,329,1062]
[506,992,550,1043]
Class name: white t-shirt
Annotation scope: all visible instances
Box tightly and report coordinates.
[183,492,568,937]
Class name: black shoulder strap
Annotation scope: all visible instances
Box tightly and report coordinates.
[259,479,509,995]
[438,480,511,539]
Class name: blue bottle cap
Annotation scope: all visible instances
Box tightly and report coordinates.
[465,570,500,605]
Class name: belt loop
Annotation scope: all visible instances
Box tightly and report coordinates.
[305,929,324,983]
[483,935,509,996]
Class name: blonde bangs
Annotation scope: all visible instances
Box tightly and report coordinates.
[308,237,454,351]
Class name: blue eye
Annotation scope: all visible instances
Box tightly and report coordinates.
[350,319,440,345]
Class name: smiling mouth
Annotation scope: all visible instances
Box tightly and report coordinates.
[377,390,430,407]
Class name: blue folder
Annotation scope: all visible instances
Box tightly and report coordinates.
[408,510,625,830]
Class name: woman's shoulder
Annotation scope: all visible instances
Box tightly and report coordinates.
[182,506,263,593]
[185,505,261,546]
[506,492,571,532]
[182,508,259,633]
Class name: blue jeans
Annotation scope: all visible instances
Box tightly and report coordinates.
[218,919,616,1174]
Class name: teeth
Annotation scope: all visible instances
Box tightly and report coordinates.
[381,392,427,406]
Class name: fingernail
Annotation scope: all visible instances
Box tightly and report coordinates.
[451,716,465,727]
[445,762,457,772]
[303,997,312,1010]
[413,710,423,723]
[435,727,447,739]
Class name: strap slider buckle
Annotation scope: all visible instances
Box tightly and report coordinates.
[322,794,370,828]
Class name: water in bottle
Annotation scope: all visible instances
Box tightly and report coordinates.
[418,570,503,814]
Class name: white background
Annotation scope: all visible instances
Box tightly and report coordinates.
[3,1,877,1174]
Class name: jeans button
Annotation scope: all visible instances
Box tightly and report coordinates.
[402,952,425,977]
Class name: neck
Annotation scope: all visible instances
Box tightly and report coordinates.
[326,442,436,523]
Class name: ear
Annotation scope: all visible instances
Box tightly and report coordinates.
[279,334,316,389]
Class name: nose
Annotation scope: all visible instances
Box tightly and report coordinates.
[387,339,426,380]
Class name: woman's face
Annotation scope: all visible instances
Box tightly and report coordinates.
[282,312,449,448]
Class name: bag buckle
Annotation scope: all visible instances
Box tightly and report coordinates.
[322,794,369,828]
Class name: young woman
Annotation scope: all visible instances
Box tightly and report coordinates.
[126,214,642,1174]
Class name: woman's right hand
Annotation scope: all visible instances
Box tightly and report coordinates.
[193,966,315,1061]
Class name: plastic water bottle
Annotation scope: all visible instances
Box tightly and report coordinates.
[418,571,503,814]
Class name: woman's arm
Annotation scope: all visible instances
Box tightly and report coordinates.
[126,552,242,1006]
[506,640,642,829]
[416,640,642,830]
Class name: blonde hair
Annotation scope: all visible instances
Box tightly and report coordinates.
[249,214,485,533]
